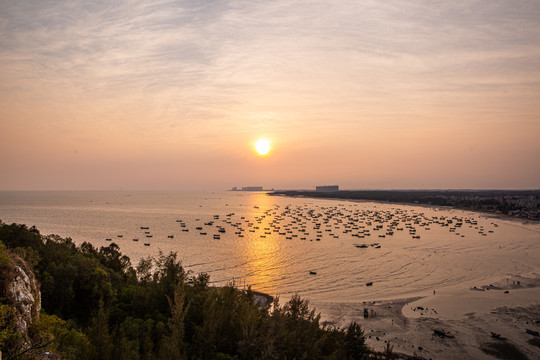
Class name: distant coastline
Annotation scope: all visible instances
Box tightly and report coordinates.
[269,189,540,221]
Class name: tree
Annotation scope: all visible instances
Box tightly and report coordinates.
[159,281,189,359]
[344,322,367,359]
[87,300,112,360]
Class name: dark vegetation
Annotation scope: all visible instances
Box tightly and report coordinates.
[480,341,529,360]
[528,337,540,348]
[270,190,539,218]
[0,221,401,359]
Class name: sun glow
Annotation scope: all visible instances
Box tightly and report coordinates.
[254,139,271,156]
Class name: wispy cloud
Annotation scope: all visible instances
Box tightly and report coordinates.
[1,0,539,189]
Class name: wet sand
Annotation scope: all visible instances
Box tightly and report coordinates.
[315,275,540,359]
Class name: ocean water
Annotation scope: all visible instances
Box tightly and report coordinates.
[1,191,539,304]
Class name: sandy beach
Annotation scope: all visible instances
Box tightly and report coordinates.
[316,275,540,359]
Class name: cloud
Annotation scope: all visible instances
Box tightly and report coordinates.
[1,0,539,189]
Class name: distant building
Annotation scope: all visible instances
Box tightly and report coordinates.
[231,186,238,191]
[242,186,264,191]
[316,185,339,192]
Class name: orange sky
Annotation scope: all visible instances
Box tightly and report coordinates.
[1,1,539,190]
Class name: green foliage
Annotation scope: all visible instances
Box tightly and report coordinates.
[0,304,25,358]
[159,280,188,359]
[39,239,114,325]
[0,305,86,360]
[0,243,15,295]
[0,223,42,252]
[344,322,367,359]
[0,221,376,359]
[0,243,11,267]
[34,313,90,360]
[87,300,113,360]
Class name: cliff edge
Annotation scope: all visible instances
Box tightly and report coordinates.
[1,247,42,359]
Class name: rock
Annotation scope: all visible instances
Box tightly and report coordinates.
[251,290,274,308]
[1,253,41,334]
[0,250,45,360]
[10,265,41,332]
[434,329,455,338]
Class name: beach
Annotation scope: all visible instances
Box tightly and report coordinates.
[315,275,540,359]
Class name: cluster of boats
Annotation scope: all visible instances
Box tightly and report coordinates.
[103,203,498,256]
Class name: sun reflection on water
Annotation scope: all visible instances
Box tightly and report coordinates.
[236,193,285,294]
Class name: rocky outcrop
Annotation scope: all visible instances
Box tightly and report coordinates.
[1,252,41,335]
[0,249,47,360]
[8,263,41,333]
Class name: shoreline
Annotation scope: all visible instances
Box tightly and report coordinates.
[313,274,540,359]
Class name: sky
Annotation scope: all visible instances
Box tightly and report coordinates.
[1,0,539,191]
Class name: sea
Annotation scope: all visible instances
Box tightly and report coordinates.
[1,191,539,305]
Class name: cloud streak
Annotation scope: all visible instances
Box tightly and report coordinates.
[1,0,539,189]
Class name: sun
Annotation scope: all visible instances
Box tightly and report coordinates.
[254,139,271,156]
